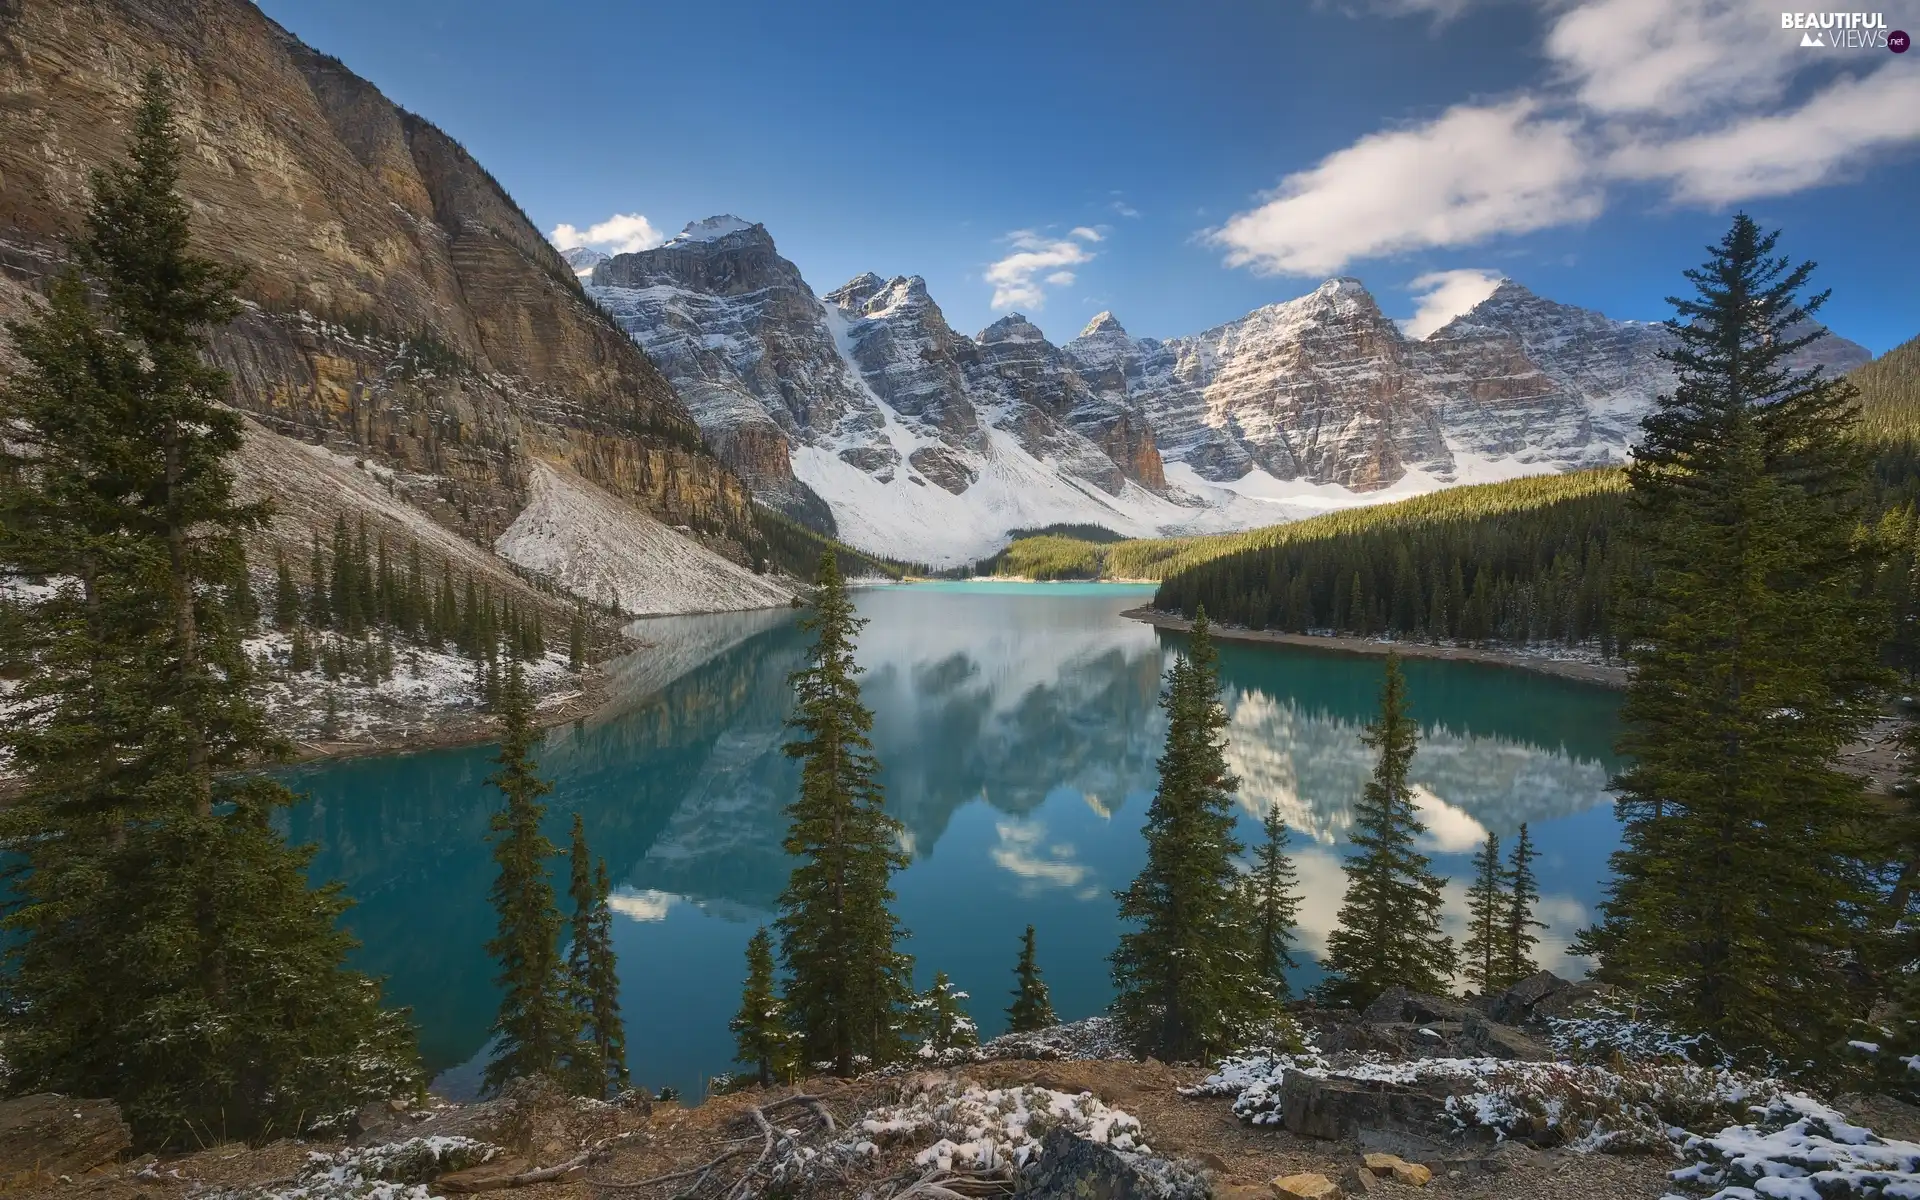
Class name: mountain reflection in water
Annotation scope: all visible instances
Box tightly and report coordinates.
[279,582,1622,1098]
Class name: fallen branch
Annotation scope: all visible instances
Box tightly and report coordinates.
[440,1146,612,1193]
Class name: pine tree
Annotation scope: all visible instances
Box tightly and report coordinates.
[330,512,358,634]
[482,661,575,1094]
[568,604,587,672]
[730,928,795,1087]
[273,548,301,630]
[913,971,979,1059]
[308,530,331,627]
[1461,832,1510,995]
[1111,608,1271,1060]
[1243,805,1303,998]
[290,624,314,672]
[1574,215,1888,1061]
[563,815,627,1097]
[0,72,417,1147]
[776,550,914,1075]
[1319,655,1455,1006]
[1006,925,1057,1033]
[1502,823,1544,986]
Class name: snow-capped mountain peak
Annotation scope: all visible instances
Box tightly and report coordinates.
[978,313,1049,344]
[666,214,758,245]
[559,246,609,277]
[582,217,1872,566]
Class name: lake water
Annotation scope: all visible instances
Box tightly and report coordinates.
[278,582,1624,1099]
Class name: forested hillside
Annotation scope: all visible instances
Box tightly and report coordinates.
[1151,471,1630,649]
[1142,341,1920,661]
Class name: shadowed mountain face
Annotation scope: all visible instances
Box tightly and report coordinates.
[0,0,758,557]
[278,586,1623,1089]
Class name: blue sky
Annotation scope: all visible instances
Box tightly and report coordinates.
[257,0,1918,352]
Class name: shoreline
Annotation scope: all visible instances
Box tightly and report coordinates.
[276,663,617,772]
[1120,606,1630,689]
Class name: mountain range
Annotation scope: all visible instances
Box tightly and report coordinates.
[0,0,1882,607]
[581,218,1872,565]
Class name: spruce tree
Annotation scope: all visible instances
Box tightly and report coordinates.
[330,512,358,634]
[1574,216,1887,1061]
[913,971,979,1059]
[776,550,914,1075]
[564,814,627,1097]
[569,604,588,672]
[1006,925,1057,1033]
[273,548,301,630]
[1243,804,1303,998]
[1497,824,1544,987]
[307,530,331,627]
[1462,832,1510,995]
[0,72,417,1147]
[1319,655,1455,1006]
[481,661,575,1094]
[1111,608,1271,1060]
[730,928,795,1087]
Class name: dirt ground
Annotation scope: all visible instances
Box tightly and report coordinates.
[24,1062,1684,1200]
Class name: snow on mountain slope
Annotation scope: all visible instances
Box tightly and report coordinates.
[495,462,797,616]
[589,215,1874,564]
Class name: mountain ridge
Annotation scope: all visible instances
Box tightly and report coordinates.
[577,217,1872,564]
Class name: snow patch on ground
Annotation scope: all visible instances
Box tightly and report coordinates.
[1668,1093,1920,1199]
[213,1135,497,1200]
[494,462,796,617]
[837,1078,1149,1172]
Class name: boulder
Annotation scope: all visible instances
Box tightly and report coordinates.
[0,1095,131,1180]
[1278,1072,1464,1141]
[1458,1013,1554,1061]
[1270,1173,1342,1199]
[1389,1160,1433,1187]
[1339,1165,1379,1194]
[1485,971,1571,1025]
[1017,1128,1208,1199]
[1360,988,1475,1027]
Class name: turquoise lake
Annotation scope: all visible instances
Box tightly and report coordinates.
[277,582,1624,1099]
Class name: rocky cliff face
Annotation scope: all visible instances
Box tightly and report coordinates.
[584,222,1197,562]
[0,0,760,566]
[1065,278,1873,493]
[584,213,1872,559]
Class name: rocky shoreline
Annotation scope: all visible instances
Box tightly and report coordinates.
[1121,607,1630,690]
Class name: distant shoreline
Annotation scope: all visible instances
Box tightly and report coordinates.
[1119,606,1631,689]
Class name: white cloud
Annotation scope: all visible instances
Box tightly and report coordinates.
[547,212,665,255]
[985,227,1101,310]
[1546,0,1799,119]
[989,820,1090,891]
[1213,0,1920,278]
[606,887,678,922]
[1400,268,1506,339]
[1609,65,1920,204]
[1410,784,1491,853]
[1210,100,1600,276]
[1110,200,1142,219]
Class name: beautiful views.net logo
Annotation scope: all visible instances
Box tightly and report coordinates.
[1780,11,1908,49]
